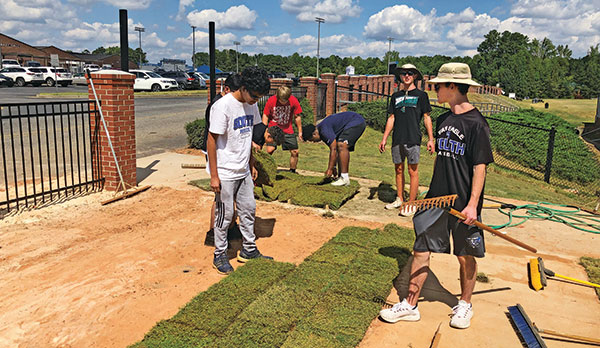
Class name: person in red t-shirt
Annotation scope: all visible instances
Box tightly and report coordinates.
[262,86,303,172]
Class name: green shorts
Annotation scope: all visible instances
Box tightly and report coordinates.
[267,133,298,150]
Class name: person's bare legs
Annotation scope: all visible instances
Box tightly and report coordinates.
[457,255,477,303]
[406,251,431,306]
[337,142,350,173]
[290,149,299,170]
[407,163,419,201]
[394,162,405,201]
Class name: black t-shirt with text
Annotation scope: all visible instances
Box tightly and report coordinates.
[426,108,494,214]
[387,88,432,146]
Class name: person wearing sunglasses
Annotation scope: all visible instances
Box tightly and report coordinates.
[380,62,493,330]
[206,66,273,275]
[379,64,434,216]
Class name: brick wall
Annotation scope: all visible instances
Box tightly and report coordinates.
[87,70,136,191]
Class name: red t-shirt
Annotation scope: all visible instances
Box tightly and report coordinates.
[263,95,302,134]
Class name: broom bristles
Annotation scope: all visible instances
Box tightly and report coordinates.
[399,194,458,211]
[528,258,543,291]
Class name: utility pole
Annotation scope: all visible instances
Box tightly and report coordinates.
[233,41,240,73]
[191,25,196,71]
[134,26,145,69]
[315,17,325,78]
[387,37,394,75]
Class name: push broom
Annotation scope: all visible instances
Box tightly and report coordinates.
[87,69,151,205]
[399,195,538,253]
[528,257,600,291]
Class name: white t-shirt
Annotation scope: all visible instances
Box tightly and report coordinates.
[208,93,261,180]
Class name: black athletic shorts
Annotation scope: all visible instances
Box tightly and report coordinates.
[267,133,298,150]
[338,122,366,152]
[412,208,485,257]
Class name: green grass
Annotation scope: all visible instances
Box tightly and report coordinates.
[512,98,597,126]
[130,224,415,348]
[580,256,600,300]
[272,126,590,208]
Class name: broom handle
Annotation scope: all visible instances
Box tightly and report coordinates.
[552,273,600,288]
[447,208,538,253]
[537,327,600,345]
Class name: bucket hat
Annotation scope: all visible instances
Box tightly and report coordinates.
[428,62,480,86]
[394,63,423,81]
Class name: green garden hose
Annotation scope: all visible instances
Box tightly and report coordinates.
[489,201,600,234]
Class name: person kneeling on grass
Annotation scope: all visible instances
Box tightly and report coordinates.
[379,62,493,329]
[207,66,274,275]
[301,111,366,186]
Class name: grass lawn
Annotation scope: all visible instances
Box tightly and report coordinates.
[512,98,597,126]
[271,127,588,208]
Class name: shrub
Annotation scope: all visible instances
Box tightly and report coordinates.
[185,118,206,150]
[298,97,315,126]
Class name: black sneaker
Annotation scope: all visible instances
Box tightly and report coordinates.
[204,229,215,246]
[237,248,273,263]
[213,253,233,275]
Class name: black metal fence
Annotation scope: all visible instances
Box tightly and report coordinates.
[0,101,103,215]
[334,84,392,113]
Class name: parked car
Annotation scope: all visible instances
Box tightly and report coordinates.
[72,72,87,85]
[25,61,41,67]
[130,69,178,92]
[0,67,44,87]
[28,67,73,87]
[1,59,21,68]
[84,64,100,72]
[160,71,201,90]
[188,72,207,89]
[0,73,14,87]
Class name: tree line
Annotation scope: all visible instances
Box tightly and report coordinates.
[192,29,599,99]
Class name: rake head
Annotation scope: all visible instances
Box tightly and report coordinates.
[399,194,458,211]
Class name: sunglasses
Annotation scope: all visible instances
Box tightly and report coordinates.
[398,70,415,76]
[245,87,262,101]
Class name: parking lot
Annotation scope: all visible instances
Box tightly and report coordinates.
[0,85,207,157]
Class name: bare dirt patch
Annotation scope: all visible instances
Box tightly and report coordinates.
[1,160,599,348]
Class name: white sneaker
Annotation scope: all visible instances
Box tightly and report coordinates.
[331,177,350,186]
[450,300,473,329]
[399,205,417,217]
[379,298,420,323]
[385,197,403,210]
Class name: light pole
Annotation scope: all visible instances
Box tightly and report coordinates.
[233,41,240,73]
[191,25,196,71]
[315,17,325,78]
[134,26,145,68]
[387,37,394,75]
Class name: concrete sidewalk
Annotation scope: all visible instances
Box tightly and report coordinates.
[136,151,209,190]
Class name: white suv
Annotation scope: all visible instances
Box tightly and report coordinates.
[0,67,44,87]
[1,59,21,68]
[29,67,73,87]
[130,69,178,92]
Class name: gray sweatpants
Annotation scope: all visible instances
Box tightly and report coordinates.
[213,174,257,256]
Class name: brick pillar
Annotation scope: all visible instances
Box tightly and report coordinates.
[269,78,293,91]
[366,76,374,101]
[206,79,224,104]
[358,75,367,102]
[349,75,360,104]
[87,70,136,191]
[321,73,336,116]
[337,75,350,111]
[300,77,318,124]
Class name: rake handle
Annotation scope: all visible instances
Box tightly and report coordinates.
[536,327,600,345]
[447,208,538,253]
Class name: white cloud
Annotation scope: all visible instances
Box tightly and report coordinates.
[174,31,237,51]
[67,0,152,10]
[447,13,500,49]
[187,5,257,30]
[175,0,195,21]
[281,0,361,23]
[0,0,76,23]
[364,5,439,42]
[510,0,600,19]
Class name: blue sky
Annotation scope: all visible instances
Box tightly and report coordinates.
[1,0,599,64]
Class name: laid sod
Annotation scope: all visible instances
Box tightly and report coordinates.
[580,256,600,300]
[190,150,360,210]
[130,224,415,347]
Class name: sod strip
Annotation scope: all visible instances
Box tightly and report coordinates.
[580,256,600,300]
[130,259,295,348]
[130,224,415,348]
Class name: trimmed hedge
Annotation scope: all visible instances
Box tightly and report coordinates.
[185,118,206,150]
[130,224,415,348]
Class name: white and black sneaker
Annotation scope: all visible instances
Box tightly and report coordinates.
[385,197,403,210]
[379,298,420,323]
[450,300,473,329]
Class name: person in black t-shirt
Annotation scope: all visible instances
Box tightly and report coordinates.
[379,64,434,216]
[251,123,285,150]
[379,63,493,330]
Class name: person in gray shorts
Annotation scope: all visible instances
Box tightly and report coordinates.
[379,64,434,216]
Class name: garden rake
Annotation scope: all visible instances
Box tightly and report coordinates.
[528,257,600,291]
[86,69,151,205]
[399,194,538,253]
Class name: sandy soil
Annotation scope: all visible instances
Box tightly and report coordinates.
[1,152,599,348]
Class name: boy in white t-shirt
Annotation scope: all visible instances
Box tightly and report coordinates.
[206,66,273,275]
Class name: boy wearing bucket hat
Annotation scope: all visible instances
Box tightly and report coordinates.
[379,64,434,216]
[379,62,494,329]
